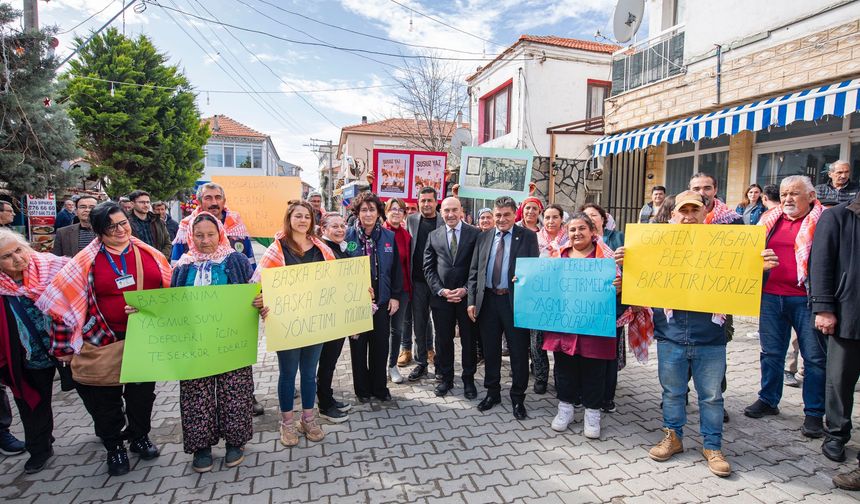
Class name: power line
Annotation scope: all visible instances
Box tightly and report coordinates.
[67,74,397,94]
[387,0,507,50]
[58,0,117,35]
[254,0,487,56]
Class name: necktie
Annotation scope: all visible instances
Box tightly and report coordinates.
[491,231,507,289]
[449,228,458,258]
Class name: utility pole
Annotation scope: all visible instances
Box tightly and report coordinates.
[23,0,38,32]
[304,138,335,211]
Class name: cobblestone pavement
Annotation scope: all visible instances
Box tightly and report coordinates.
[2,319,859,503]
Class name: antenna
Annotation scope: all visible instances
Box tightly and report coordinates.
[612,0,645,43]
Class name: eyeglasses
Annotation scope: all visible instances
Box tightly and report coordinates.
[105,220,130,234]
[388,207,404,214]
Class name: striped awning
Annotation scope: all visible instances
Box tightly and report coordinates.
[594,78,860,157]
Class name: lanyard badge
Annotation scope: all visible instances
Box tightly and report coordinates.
[101,245,135,289]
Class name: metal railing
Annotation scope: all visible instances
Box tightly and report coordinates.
[611,25,685,96]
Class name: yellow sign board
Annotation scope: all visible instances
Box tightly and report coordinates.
[212,175,302,238]
[261,256,373,351]
[621,224,766,316]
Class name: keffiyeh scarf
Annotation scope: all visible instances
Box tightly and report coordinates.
[758,201,824,287]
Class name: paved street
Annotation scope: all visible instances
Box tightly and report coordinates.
[1,318,859,503]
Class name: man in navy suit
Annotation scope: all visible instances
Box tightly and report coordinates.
[467,196,539,419]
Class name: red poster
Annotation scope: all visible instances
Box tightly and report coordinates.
[372,149,447,202]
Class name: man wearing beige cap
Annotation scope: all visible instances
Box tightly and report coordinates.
[617,191,778,477]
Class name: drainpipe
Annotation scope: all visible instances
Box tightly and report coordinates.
[715,44,723,104]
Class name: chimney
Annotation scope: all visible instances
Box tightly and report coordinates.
[212,115,220,132]
[361,115,367,124]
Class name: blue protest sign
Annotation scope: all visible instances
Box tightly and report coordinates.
[513,257,617,337]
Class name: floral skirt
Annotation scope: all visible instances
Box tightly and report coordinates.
[179,366,254,453]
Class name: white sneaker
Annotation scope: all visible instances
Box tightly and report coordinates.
[389,366,404,384]
[583,408,601,439]
[551,402,575,432]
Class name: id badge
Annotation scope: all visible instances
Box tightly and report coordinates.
[115,274,135,289]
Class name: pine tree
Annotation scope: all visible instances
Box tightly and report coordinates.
[0,3,79,196]
[63,28,209,200]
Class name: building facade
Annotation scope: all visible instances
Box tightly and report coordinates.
[200,115,283,179]
[596,0,860,226]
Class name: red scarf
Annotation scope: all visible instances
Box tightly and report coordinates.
[758,202,824,286]
[383,221,412,297]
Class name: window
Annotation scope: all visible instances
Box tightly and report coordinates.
[205,145,223,167]
[235,146,253,168]
[224,146,234,167]
[480,81,512,143]
[756,144,841,188]
[587,80,611,120]
[253,147,263,169]
[756,115,844,143]
[664,136,730,201]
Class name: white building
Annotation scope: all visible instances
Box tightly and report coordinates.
[200,115,283,179]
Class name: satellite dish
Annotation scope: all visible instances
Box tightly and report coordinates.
[612,0,645,43]
[449,127,472,160]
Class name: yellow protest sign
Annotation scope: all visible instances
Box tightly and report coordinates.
[212,175,302,238]
[621,223,766,316]
[261,256,374,351]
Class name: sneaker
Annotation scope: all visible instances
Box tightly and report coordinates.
[225,445,245,468]
[192,448,213,473]
[333,400,352,412]
[396,350,412,367]
[551,402,575,432]
[299,415,325,442]
[801,415,824,438]
[703,449,732,477]
[129,436,159,460]
[649,428,684,462]
[743,399,779,419]
[583,408,601,439]
[833,467,860,491]
[106,446,130,476]
[408,364,428,382]
[23,448,53,474]
[0,431,25,455]
[319,406,349,424]
[784,371,800,388]
[389,366,404,384]
[279,420,299,447]
[602,401,617,414]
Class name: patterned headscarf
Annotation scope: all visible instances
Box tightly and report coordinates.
[0,248,70,302]
[174,212,235,268]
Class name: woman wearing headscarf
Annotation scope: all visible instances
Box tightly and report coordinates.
[315,212,353,423]
[476,208,495,232]
[517,196,543,233]
[38,201,172,477]
[252,201,337,448]
[0,229,69,473]
[168,212,255,472]
[344,193,403,403]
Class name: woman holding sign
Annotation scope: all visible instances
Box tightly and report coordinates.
[345,193,403,404]
[253,201,337,448]
[0,229,69,474]
[170,212,255,472]
[38,201,172,477]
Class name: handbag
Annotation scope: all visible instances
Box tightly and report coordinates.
[71,245,145,387]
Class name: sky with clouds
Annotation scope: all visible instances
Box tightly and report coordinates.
[24,0,624,186]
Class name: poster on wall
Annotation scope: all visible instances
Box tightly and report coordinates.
[457,147,533,201]
[372,149,447,202]
[27,194,56,252]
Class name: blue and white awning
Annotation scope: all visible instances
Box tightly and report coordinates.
[594,78,860,157]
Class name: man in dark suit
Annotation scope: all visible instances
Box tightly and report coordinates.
[406,186,445,381]
[52,196,98,257]
[424,197,481,399]
[468,196,539,420]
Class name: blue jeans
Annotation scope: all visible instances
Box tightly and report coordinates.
[758,293,826,417]
[389,295,410,367]
[276,344,323,412]
[657,340,726,450]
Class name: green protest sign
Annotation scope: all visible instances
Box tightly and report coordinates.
[120,283,262,383]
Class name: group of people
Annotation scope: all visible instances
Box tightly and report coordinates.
[1,163,859,490]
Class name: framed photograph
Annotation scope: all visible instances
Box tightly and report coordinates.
[457,147,534,200]
[372,149,447,202]
[374,151,410,199]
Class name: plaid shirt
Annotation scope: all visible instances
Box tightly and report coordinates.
[815,180,860,206]
[50,270,117,356]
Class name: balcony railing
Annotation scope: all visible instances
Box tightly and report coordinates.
[611,25,685,96]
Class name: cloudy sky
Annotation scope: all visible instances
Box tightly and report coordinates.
[24,0,627,186]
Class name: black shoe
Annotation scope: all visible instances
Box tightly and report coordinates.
[434,374,444,383]
[801,416,824,439]
[477,395,501,412]
[602,401,617,414]
[408,364,427,382]
[533,381,547,395]
[833,467,860,491]
[463,381,478,400]
[743,399,779,419]
[512,402,528,420]
[723,410,730,423]
[24,448,53,474]
[357,396,372,404]
[319,406,349,424]
[129,436,159,460]
[435,382,454,397]
[374,392,393,403]
[333,400,352,412]
[252,397,264,417]
[106,446,130,476]
[822,437,847,462]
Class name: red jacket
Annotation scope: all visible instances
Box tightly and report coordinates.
[383,222,412,299]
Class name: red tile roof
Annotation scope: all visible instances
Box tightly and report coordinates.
[341,117,462,136]
[466,35,620,82]
[202,115,267,139]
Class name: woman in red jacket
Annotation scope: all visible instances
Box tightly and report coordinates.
[383,198,411,384]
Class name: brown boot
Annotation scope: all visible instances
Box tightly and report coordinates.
[649,428,683,462]
[833,467,860,491]
[703,449,732,477]
[427,349,436,365]
[397,350,412,367]
[299,414,325,442]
